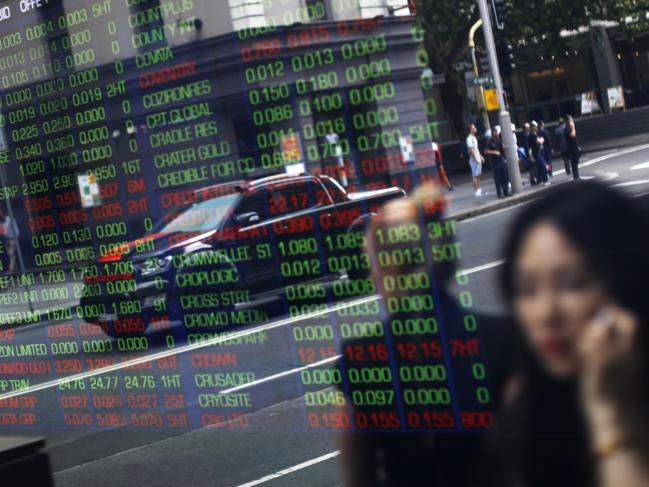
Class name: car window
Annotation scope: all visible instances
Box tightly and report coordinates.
[267,181,320,216]
[235,189,271,221]
[158,194,240,234]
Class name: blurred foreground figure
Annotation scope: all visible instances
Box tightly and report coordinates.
[337,180,649,487]
[490,181,649,487]
[337,183,513,487]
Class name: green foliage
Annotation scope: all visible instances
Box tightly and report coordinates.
[418,0,649,63]
[415,0,649,136]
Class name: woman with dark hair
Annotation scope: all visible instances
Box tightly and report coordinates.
[494,180,649,487]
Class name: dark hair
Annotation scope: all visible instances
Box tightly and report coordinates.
[501,180,649,318]
[493,181,649,487]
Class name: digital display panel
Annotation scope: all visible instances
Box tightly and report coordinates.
[0,0,494,433]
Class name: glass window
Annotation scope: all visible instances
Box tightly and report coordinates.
[0,1,647,486]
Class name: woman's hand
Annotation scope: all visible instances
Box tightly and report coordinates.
[578,306,643,448]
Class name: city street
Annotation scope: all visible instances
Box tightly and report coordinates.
[2,143,645,486]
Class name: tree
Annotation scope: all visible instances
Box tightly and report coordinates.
[415,0,649,139]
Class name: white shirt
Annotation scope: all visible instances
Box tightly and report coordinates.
[466,134,480,164]
[325,132,340,145]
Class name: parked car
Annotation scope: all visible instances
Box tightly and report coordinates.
[79,173,406,337]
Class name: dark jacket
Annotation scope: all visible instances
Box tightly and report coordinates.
[554,123,567,153]
[485,136,504,166]
[539,127,552,160]
[528,132,542,161]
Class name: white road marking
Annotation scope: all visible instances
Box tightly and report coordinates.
[0,295,380,402]
[552,146,644,176]
[220,355,341,394]
[613,179,649,187]
[593,171,619,181]
[235,451,340,487]
[579,144,649,169]
[630,161,649,171]
[460,144,649,222]
[3,255,510,401]
[230,146,649,487]
[458,259,505,276]
[219,259,507,394]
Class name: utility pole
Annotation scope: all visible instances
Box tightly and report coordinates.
[476,0,523,194]
[468,19,490,132]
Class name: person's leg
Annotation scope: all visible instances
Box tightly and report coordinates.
[529,158,537,185]
[493,162,503,197]
[7,239,16,273]
[0,237,6,272]
[438,164,452,189]
[471,161,482,193]
[562,153,571,175]
[500,163,510,195]
[571,153,580,180]
[537,156,548,184]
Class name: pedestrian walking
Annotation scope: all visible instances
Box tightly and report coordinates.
[484,126,510,198]
[466,124,486,197]
[565,114,581,179]
[529,121,549,185]
[538,120,553,178]
[432,141,453,191]
[554,117,570,175]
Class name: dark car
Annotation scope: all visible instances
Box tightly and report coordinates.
[79,173,405,337]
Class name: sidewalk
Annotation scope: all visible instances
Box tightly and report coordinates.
[447,133,649,221]
[445,170,560,221]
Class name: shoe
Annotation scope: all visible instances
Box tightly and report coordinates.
[544,181,551,186]
[448,185,454,191]
[497,194,504,199]
[474,189,483,197]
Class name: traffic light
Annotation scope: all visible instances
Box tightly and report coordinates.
[477,49,491,76]
[496,39,515,78]
[492,0,508,29]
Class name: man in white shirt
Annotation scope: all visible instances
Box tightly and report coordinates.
[466,124,486,197]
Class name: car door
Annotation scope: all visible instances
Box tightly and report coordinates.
[227,188,280,301]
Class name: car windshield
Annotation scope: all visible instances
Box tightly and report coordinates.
[157,194,240,234]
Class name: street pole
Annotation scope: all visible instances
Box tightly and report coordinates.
[476,0,523,193]
[468,19,490,132]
